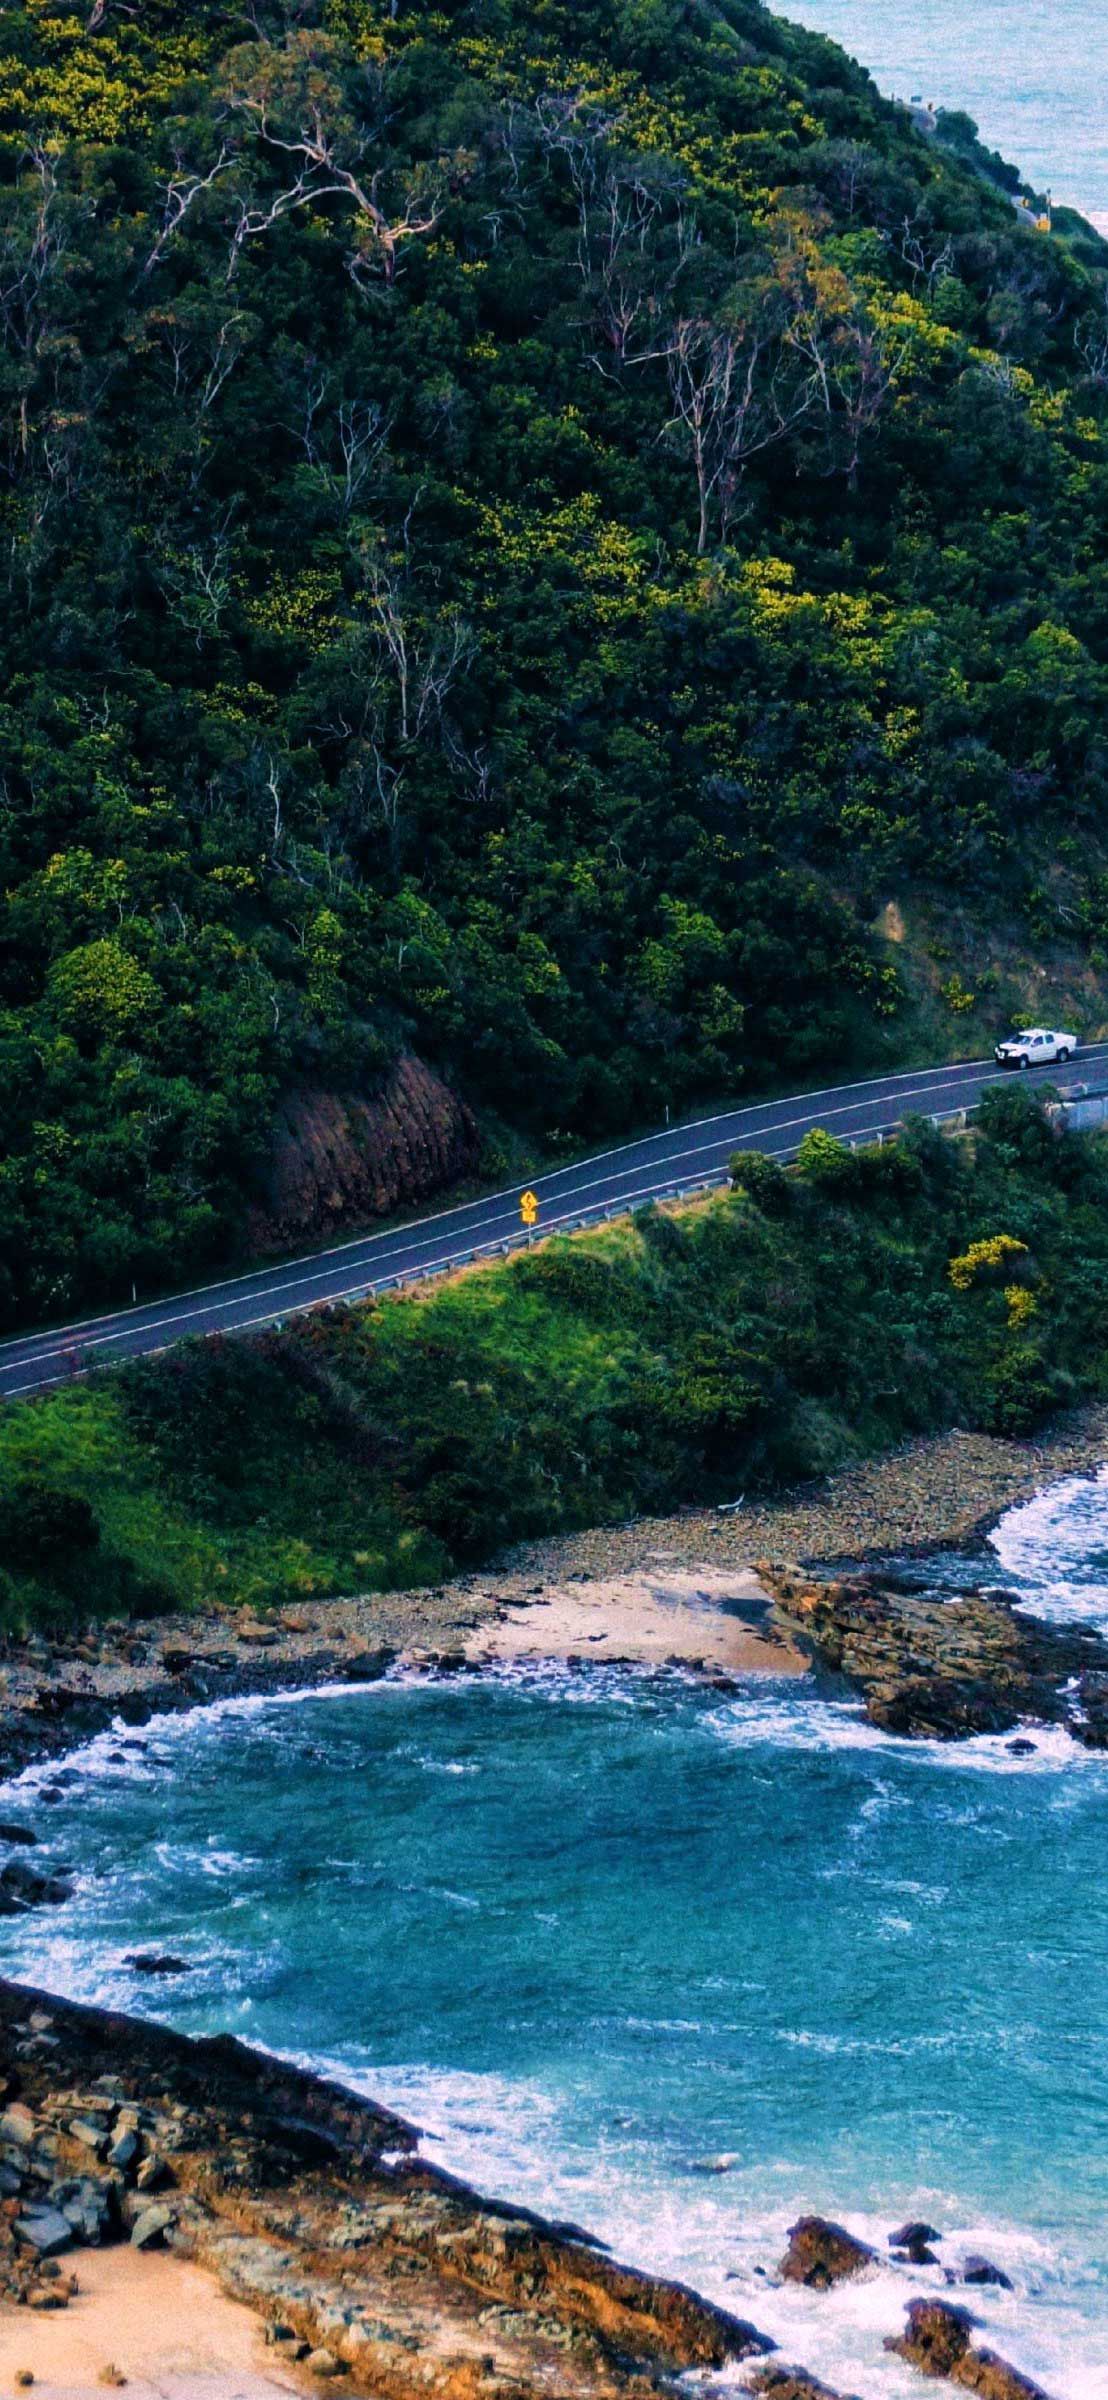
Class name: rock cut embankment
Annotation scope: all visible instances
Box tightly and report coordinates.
[246,1057,479,1252]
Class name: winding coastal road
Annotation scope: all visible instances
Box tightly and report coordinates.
[4,1047,1107,1402]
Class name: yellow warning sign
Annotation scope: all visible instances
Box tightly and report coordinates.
[520,1189,540,1228]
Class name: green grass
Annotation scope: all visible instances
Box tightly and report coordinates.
[0,1372,441,1633]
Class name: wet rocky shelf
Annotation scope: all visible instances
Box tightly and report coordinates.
[760,1561,1108,1743]
[0,1975,772,2398]
[0,1988,1057,2400]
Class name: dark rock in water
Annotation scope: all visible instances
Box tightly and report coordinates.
[885,2301,979,2372]
[1005,1739,1037,1757]
[867,1677,1016,1741]
[962,2255,1014,2289]
[123,1953,189,1977]
[1070,1670,1108,1749]
[885,2299,1052,2397]
[778,2216,877,2288]
[0,1857,74,1913]
[751,2368,860,2400]
[0,1822,38,1846]
[338,1648,396,1682]
[889,2218,941,2264]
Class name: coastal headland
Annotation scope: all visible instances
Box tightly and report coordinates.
[0,1973,771,2400]
[0,1975,1054,2400]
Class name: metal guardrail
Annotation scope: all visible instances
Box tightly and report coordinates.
[182,1082,1107,1342]
[300,1102,983,1322]
[43,1098,986,1375]
[19,1081,1105,1396]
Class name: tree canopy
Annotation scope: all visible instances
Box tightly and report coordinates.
[3,0,1108,1325]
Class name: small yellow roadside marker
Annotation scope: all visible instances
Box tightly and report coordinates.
[520,1189,540,1228]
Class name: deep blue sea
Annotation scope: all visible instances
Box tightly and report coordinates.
[2,1473,1108,2397]
[777,0,1108,225]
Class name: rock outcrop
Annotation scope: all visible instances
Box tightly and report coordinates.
[777,2217,877,2288]
[246,1058,479,1252]
[751,2368,859,2400]
[961,2256,1013,2290]
[886,2299,1052,2399]
[889,2220,941,2265]
[0,1978,773,2397]
[761,1563,1108,1744]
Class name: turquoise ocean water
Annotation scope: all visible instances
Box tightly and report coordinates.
[776,0,1108,224]
[2,1474,1108,2396]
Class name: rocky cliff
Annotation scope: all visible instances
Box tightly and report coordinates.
[246,1061,480,1253]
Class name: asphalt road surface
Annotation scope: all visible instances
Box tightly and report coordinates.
[4,1047,1107,1402]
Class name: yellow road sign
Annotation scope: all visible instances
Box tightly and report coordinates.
[520,1189,540,1227]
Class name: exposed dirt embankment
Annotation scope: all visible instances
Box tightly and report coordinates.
[761,1562,1108,1742]
[0,1977,770,2398]
[246,1058,479,1251]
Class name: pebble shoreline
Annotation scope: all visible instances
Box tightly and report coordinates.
[3,1410,1108,1783]
[2,1420,1099,2399]
[502,1406,1108,1583]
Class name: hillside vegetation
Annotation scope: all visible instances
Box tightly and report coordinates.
[4,0,1108,1323]
[4,1088,1108,1631]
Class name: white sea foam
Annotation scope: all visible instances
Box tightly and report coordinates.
[284,2045,1108,2400]
[700,1685,1107,1777]
[990,1465,1108,1625]
[4,1530,1108,2400]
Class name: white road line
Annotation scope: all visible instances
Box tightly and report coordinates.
[0,1085,964,1373]
[3,1052,1098,1386]
[0,1110,926,1392]
[0,1050,1045,1365]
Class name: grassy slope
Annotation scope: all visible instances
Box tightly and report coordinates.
[4,1088,1108,1636]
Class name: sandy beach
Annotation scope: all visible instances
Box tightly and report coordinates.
[3,1419,1108,2398]
[463,1562,805,1672]
[0,2247,294,2400]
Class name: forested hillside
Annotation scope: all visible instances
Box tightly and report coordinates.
[4,0,1108,1327]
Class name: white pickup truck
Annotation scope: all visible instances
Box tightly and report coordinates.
[994,1026,1079,1069]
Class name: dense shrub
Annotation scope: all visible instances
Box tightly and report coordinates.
[0,1480,100,1569]
[730,1151,791,1213]
[983,1350,1073,1437]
